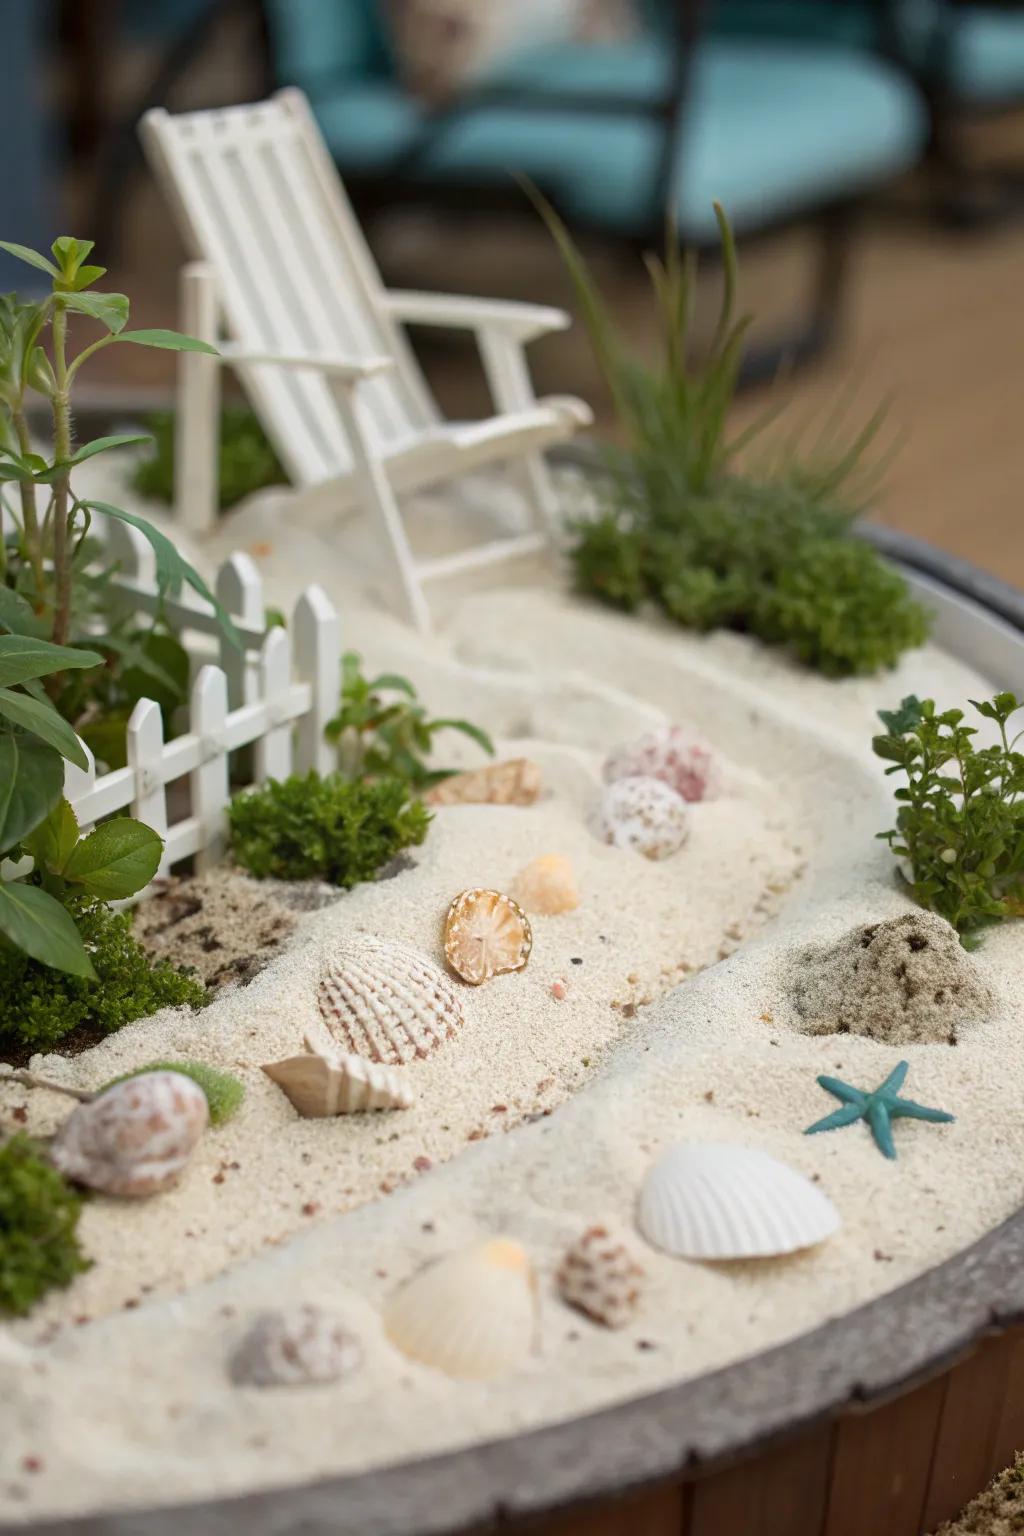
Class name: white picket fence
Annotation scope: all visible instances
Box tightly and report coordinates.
[64,522,340,892]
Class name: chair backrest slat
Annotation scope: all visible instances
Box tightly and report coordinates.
[141,90,438,491]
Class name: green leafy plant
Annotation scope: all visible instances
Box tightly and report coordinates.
[873,692,1024,941]
[99,1061,244,1125]
[0,900,206,1053]
[325,652,494,789]
[0,1134,90,1316]
[534,195,929,677]
[133,407,285,511]
[228,771,431,886]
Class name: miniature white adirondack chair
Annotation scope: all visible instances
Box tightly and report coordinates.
[140,89,592,632]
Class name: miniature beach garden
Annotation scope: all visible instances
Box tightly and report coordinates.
[1,221,1023,1528]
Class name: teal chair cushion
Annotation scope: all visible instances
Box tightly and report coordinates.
[930,8,1024,102]
[312,38,926,241]
[262,0,392,86]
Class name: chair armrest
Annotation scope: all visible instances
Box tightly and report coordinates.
[385,290,569,343]
[218,345,394,381]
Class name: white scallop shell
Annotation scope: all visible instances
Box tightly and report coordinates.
[604,724,719,803]
[50,1071,209,1198]
[593,775,690,860]
[229,1306,362,1388]
[317,938,465,1065]
[637,1143,840,1260]
[262,1037,413,1116]
[383,1238,537,1379]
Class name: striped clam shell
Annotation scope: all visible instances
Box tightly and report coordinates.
[637,1143,839,1260]
[317,938,464,1066]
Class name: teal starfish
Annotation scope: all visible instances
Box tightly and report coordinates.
[804,1061,954,1160]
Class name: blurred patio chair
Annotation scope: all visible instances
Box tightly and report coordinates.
[140,90,592,633]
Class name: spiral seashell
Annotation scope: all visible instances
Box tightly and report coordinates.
[604,724,718,803]
[511,854,579,916]
[317,938,464,1065]
[229,1306,362,1388]
[443,889,532,985]
[50,1071,209,1198]
[593,775,690,860]
[383,1237,537,1379]
[637,1143,840,1260]
[262,1037,413,1116]
[557,1226,645,1329]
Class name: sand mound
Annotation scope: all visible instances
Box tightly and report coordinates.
[790,911,997,1046]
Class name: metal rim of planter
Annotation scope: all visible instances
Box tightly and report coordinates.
[9,528,1024,1536]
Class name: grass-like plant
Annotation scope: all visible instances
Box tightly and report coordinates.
[228,771,431,886]
[325,652,494,790]
[0,1134,90,1316]
[132,407,285,511]
[873,692,1024,941]
[535,196,929,677]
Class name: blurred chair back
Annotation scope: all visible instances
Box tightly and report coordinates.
[141,89,437,490]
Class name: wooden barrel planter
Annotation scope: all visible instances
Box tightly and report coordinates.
[11,531,1024,1536]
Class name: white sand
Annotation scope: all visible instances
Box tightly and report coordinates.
[1,471,1022,1523]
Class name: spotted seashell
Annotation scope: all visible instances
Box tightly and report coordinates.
[637,1143,840,1260]
[593,775,690,860]
[50,1071,208,1198]
[604,724,718,803]
[384,1238,536,1379]
[443,889,532,985]
[511,854,579,916]
[557,1225,645,1329]
[317,938,464,1065]
[262,1038,413,1116]
[229,1306,362,1388]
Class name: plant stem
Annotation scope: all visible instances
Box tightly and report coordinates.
[11,407,45,599]
[1,1068,94,1102]
[50,301,73,648]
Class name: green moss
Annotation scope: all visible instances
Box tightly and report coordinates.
[132,407,285,511]
[0,1135,90,1317]
[100,1061,244,1125]
[0,901,207,1054]
[228,771,431,886]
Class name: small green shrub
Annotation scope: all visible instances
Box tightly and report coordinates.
[0,1135,90,1316]
[873,692,1024,941]
[0,901,206,1054]
[99,1061,245,1125]
[132,407,285,511]
[228,771,431,886]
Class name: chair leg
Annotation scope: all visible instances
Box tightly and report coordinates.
[477,329,564,545]
[333,386,434,634]
[177,262,220,536]
[738,203,851,386]
[518,451,566,548]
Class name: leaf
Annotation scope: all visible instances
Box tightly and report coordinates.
[0,240,58,278]
[0,733,64,853]
[0,634,103,687]
[69,264,106,291]
[0,587,48,638]
[62,817,163,899]
[83,502,241,649]
[34,434,152,483]
[0,880,95,977]
[51,235,94,271]
[78,711,131,772]
[368,672,417,698]
[114,329,219,355]
[61,290,129,335]
[23,796,79,872]
[430,718,495,756]
[0,687,89,769]
[877,696,924,736]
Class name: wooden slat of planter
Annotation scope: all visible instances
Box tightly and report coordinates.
[823,1376,947,1536]
[523,1484,685,1536]
[921,1335,1011,1531]
[687,1422,833,1536]
[988,1326,1024,1481]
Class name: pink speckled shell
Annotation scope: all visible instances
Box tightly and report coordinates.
[51,1072,209,1197]
[594,775,690,860]
[557,1226,645,1329]
[603,724,718,803]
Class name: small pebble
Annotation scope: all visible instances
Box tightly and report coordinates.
[551,979,568,1000]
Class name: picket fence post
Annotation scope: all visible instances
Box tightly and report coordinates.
[255,625,293,783]
[191,665,230,873]
[216,553,263,708]
[127,699,169,873]
[293,584,340,775]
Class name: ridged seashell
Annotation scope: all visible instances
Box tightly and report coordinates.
[425,758,541,807]
[557,1226,645,1329]
[638,1143,840,1260]
[262,1037,413,1116]
[604,724,718,803]
[383,1237,537,1379]
[443,889,532,985]
[510,854,579,916]
[229,1306,362,1388]
[317,938,464,1065]
[594,775,690,860]
[50,1071,208,1198]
